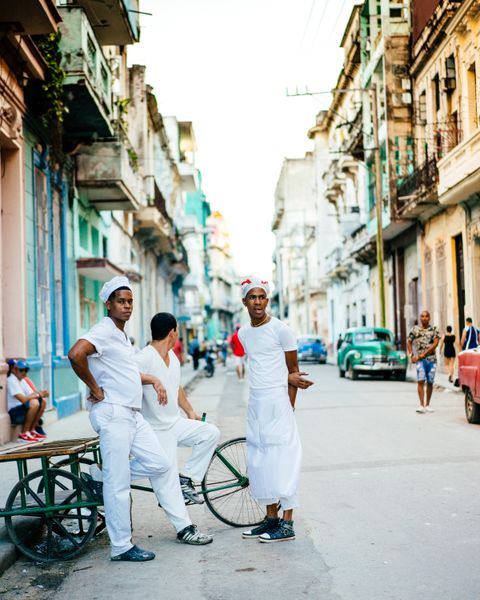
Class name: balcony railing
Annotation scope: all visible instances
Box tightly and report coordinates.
[75,140,145,211]
[396,157,438,216]
[59,6,113,139]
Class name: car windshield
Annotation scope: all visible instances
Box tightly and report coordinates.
[298,337,323,345]
[354,331,392,343]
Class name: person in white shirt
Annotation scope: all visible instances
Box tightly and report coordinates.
[7,359,48,443]
[238,277,313,543]
[68,276,207,561]
[136,313,220,514]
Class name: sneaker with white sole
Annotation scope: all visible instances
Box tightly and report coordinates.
[416,407,426,414]
[425,407,435,412]
[258,519,295,543]
[179,475,204,505]
[17,432,38,443]
[242,517,279,539]
[177,524,213,545]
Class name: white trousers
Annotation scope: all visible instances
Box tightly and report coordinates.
[154,418,220,482]
[89,402,191,557]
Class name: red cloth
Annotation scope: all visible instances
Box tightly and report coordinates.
[230,332,245,357]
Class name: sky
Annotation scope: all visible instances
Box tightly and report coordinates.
[129,0,359,278]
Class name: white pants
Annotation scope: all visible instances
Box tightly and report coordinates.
[89,402,191,557]
[154,418,220,482]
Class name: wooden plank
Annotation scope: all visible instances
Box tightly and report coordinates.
[0,437,99,462]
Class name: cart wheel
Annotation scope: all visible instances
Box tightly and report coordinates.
[5,468,98,562]
[201,437,265,528]
[38,458,106,537]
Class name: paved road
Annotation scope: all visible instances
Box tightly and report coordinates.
[1,364,480,600]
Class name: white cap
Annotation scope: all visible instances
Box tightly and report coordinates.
[240,277,270,298]
[99,275,131,303]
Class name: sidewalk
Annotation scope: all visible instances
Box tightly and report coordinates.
[0,363,203,575]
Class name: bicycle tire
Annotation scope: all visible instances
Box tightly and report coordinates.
[201,437,265,528]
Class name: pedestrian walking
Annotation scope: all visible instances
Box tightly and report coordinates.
[407,311,440,414]
[237,277,313,543]
[439,325,456,382]
[135,312,218,545]
[68,276,180,562]
[189,336,201,370]
[230,324,246,380]
[460,317,479,351]
[173,335,184,364]
[336,334,343,351]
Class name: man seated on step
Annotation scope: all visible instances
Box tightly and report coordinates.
[135,313,220,505]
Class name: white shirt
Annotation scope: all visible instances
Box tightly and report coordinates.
[238,317,297,389]
[80,317,142,409]
[135,345,181,431]
[7,374,33,410]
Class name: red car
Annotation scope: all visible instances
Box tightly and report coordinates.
[459,349,480,423]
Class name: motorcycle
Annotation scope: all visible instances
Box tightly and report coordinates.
[204,350,216,378]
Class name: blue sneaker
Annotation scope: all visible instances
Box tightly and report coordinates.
[258,519,295,543]
[111,545,155,561]
[242,517,279,539]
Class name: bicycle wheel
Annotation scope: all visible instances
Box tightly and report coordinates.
[201,437,265,527]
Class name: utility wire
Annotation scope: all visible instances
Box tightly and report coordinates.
[311,0,331,44]
[300,0,317,50]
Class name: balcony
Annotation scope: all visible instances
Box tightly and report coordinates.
[134,207,173,252]
[178,162,198,192]
[437,128,480,206]
[339,206,362,236]
[0,0,61,34]
[59,7,113,139]
[69,0,140,45]
[396,157,438,219]
[75,140,144,211]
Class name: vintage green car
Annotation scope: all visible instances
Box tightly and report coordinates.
[337,327,408,380]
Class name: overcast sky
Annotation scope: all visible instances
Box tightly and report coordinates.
[129,0,358,279]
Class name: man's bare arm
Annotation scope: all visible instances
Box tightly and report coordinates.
[178,386,201,420]
[68,339,104,402]
[420,336,440,359]
[285,350,310,409]
[140,373,168,406]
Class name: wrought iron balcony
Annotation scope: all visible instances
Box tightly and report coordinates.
[396,157,438,218]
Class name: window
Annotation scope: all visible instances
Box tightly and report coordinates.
[79,217,89,251]
[354,330,393,343]
[445,55,456,91]
[432,74,440,113]
[418,91,427,124]
[468,62,478,133]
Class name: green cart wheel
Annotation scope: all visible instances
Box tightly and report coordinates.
[5,468,98,562]
[201,437,265,528]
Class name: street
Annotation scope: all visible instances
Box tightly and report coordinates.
[2,363,480,600]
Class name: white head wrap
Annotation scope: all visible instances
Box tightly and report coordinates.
[240,277,270,299]
[99,275,131,303]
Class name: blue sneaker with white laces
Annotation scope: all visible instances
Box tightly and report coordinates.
[258,519,295,543]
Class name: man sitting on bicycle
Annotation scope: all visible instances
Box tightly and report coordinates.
[135,313,220,520]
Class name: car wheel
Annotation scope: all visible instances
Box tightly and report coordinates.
[347,362,358,380]
[465,388,480,424]
[339,367,345,378]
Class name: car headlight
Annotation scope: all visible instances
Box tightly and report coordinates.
[353,351,361,359]
[397,352,407,360]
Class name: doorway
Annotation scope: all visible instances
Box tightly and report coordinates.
[454,233,465,335]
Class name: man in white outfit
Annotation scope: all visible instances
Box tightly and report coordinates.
[238,277,313,543]
[136,312,220,509]
[68,277,210,561]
